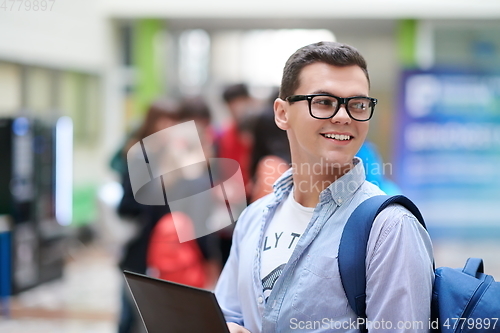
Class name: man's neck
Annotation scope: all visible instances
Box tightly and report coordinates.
[291,164,353,208]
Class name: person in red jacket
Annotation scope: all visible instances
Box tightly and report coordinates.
[217,83,256,192]
[215,83,257,265]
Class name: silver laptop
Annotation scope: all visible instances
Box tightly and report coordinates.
[124,271,230,333]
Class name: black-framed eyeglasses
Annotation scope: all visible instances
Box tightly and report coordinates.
[286,94,377,122]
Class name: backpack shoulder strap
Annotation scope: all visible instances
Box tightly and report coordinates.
[338,195,426,324]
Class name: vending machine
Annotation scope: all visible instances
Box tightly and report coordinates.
[0,117,39,293]
[0,116,72,294]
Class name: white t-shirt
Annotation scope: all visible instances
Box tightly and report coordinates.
[260,190,314,301]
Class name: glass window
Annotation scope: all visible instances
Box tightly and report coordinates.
[0,62,22,115]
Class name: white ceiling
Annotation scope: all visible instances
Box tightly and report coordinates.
[102,0,500,19]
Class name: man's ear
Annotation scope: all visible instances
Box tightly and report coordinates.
[274,98,290,130]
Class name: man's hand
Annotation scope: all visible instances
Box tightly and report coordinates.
[227,322,251,333]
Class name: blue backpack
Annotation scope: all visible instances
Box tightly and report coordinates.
[339,195,500,333]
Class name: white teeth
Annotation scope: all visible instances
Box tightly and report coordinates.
[323,133,351,141]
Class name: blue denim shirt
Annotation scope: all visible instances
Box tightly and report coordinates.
[215,158,434,333]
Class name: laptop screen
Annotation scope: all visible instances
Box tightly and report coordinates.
[124,271,230,333]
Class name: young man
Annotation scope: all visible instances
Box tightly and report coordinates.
[214,42,434,333]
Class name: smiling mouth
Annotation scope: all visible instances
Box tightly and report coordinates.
[321,133,352,141]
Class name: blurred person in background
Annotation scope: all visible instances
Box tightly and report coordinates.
[357,141,401,195]
[215,83,257,266]
[249,88,291,202]
[217,83,256,193]
[114,98,181,333]
[153,96,222,288]
[113,97,221,333]
[116,99,181,276]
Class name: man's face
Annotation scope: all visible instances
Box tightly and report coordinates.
[275,62,370,174]
[228,96,254,123]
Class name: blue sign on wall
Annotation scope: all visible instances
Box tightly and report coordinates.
[394,70,500,235]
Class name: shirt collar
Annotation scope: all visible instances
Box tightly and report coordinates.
[322,157,365,206]
[272,167,295,201]
[272,157,366,206]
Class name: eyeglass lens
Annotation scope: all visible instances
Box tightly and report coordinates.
[310,96,373,120]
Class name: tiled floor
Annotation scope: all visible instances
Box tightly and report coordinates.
[0,242,121,333]
[0,238,499,333]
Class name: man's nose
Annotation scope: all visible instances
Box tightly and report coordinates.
[330,105,351,124]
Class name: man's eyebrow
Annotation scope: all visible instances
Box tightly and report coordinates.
[311,90,335,95]
[310,90,369,97]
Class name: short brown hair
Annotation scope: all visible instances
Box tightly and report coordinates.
[222,83,249,103]
[279,41,370,99]
[178,96,211,122]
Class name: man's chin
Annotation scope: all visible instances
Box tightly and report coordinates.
[290,157,353,176]
[322,155,354,168]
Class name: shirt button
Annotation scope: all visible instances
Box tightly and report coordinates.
[338,198,343,204]
[258,296,264,304]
